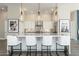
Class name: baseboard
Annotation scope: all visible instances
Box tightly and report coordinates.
[0,52,8,56]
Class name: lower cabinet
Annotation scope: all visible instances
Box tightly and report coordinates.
[0,39,7,55]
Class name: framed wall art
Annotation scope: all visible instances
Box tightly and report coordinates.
[8,19,19,33]
[59,19,70,34]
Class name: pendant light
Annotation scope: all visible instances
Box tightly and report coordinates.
[20,3,24,21]
[38,3,40,20]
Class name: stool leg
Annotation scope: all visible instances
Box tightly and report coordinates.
[26,46,28,56]
[8,50,10,56]
[35,45,37,56]
[19,43,22,56]
[41,50,43,56]
[50,51,52,56]
[10,46,13,56]
[64,46,68,56]
[47,46,48,56]
[41,45,43,56]
[56,43,59,56]
[26,51,28,56]
[30,46,31,56]
[50,46,52,56]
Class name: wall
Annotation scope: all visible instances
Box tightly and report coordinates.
[71,11,77,40]
[43,21,52,29]
[3,3,79,51]
[58,3,79,40]
[5,3,53,35]
[0,39,7,55]
[0,5,7,55]
[4,3,79,40]
[0,12,5,38]
[24,14,52,21]
[24,21,35,33]
[58,3,79,19]
[5,3,21,35]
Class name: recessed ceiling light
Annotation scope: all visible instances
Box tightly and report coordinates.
[23,8,27,11]
[51,9,53,11]
[0,5,7,12]
[31,11,33,13]
[1,7,4,10]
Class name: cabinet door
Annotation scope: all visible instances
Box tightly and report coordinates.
[77,10,79,40]
[0,39,7,55]
[0,12,5,38]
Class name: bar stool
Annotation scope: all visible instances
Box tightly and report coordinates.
[7,35,22,56]
[41,36,53,56]
[56,35,70,56]
[25,35,37,56]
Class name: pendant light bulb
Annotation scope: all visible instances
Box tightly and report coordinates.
[20,3,24,21]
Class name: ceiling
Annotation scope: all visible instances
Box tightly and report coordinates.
[0,3,57,14]
[22,3,57,14]
[0,5,8,12]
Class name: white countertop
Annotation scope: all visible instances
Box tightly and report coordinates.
[18,33,59,37]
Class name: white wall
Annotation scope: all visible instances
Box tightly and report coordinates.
[58,3,79,19]
[71,11,77,40]
[3,3,75,51]
[24,21,35,33]
[43,21,53,32]
[7,4,20,18]
[24,13,52,21]
[58,3,79,40]
[0,12,5,38]
[4,3,79,40]
[4,3,54,35]
[0,11,7,38]
[5,4,21,35]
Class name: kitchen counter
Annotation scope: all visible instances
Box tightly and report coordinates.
[8,33,70,53]
[18,33,59,38]
[17,33,60,51]
[24,33,58,35]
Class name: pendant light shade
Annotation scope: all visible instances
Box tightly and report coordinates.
[20,3,24,21]
[38,3,40,20]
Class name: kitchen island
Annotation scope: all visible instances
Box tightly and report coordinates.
[17,33,70,54]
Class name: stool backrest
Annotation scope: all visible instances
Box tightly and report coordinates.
[7,35,19,45]
[58,35,70,45]
[42,36,52,46]
[26,35,36,46]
